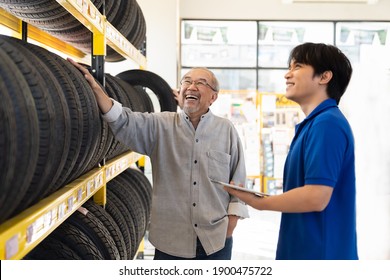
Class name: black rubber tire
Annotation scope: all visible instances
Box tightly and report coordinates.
[115,76,146,112]
[24,236,81,260]
[67,208,120,260]
[54,58,102,182]
[0,36,72,211]
[118,169,152,225]
[0,36,55,209]
[106,73,134,109]
[107,179,146,254]
[103,74,132,159]
[106,189,137,259]
[116,70,178,112]
[105,0,138,62]
[104,192,133,259]
[50,221,104,260]
[22,42,84,193]
[83,199,128,260]
[0,42,39,223]
[133,85,155,113]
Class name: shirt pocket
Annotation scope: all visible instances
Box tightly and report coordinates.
[207,150,231,181]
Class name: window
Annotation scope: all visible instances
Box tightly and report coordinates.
[336,22,390,66]
[181,20,257,68]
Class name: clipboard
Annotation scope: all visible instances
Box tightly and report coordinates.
[211,179,270,197]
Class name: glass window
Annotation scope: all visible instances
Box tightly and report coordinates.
[181,68,257,91]
[181,20,257,67]
[258,69,287,93]
[258,21,334,68]
[336,22,390,66]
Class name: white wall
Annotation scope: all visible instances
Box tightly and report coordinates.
[137,0,390,259]
[136,0,178,87]
[180,0,390,21]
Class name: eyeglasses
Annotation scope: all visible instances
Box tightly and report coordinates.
[180,78,217,92]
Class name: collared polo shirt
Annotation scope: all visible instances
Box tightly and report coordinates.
[276,99,358,260]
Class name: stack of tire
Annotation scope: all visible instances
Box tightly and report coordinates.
[0,0,146,61]
[24,167,153,260]
[0,34,177,226]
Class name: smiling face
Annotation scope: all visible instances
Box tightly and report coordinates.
[284,60,334,115]
[284,60,327,106]
[179,68,218,118]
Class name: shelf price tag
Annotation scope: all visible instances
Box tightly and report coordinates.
[106,167,112,181]
[6,234,19,259]
[75,0,83,8]
[82,0,88,14]
[68,196,74,213]
[43,210,53,229]
[26,212,51,245]
[86,179,94,196]
[95,172,103,188]
[77,187,83,202]
[58,202,66,220]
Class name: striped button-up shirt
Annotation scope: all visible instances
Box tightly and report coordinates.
[103,99,249,258]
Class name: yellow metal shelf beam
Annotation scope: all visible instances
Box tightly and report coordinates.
[0,151,142,260]
[0,8,86,59]
[56,0,147,67]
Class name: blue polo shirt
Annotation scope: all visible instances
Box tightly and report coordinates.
[276,99,358,260]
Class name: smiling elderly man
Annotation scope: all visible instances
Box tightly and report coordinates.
[68,59,249,260]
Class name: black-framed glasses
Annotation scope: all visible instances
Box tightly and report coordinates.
[180,78,217,92]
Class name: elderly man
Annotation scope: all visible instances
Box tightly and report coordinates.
[69,59,249,260]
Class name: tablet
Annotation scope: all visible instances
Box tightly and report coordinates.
[211,179,270,197]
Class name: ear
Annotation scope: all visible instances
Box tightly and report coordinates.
[319,70,333,85]
[210,92,218,105]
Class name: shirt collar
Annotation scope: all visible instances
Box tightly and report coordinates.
[179,108,214,121]
[306,98,338,121]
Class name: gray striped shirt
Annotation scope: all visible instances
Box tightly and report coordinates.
[103,99,249,258]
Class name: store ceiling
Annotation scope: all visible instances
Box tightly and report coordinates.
[282,0,378,4]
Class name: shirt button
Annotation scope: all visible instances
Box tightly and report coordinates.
[193,181,197,185]
[196,139,199,142]
[194,224,198,227]
[193,203,196,207]
[194,160,197,164]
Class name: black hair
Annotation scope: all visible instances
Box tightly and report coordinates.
[288,42,353,104]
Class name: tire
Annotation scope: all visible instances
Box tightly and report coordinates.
[132,85,154,113]
[53,58,102,181]
[0,42,39,223]
[116,70,178,112]
[119,169,152,224]
[107,179,146,254]
[24,236,82,260]
[106,189,137,259]
[1,36,72,210]
[115,76,146,112]
[22,42,83,193]
[84,199,128,259]
[50,221,104,260]
[67,207,120,260]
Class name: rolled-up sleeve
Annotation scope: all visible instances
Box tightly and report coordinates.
[102,99,122,122]
[228,201,249,219]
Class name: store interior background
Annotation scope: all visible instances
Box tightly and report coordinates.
[106,0,390,259]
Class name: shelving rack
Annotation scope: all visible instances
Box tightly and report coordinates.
[0,0,147,260]
[0,152,142,260]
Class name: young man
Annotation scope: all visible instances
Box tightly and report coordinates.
[224,43,358,260]
[68,59,249,260]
